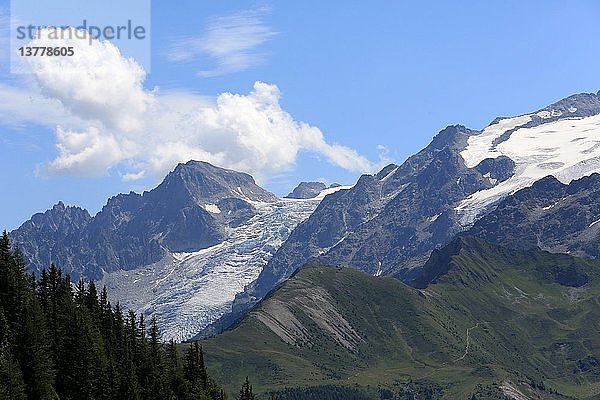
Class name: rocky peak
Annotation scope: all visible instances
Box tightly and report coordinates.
[11,161,279,277]
[285,182,327,199]
[466,173,600,259]
[25,202,91,231]
[539,91,600,119]
[159,160,277,204]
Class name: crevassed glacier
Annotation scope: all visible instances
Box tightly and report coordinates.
[100,188,349,342]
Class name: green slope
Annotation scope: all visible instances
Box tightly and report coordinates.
[202,238,600,399]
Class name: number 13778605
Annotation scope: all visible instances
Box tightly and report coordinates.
[18,46,74,56]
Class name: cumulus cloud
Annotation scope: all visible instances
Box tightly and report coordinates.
[168,8,276,77]
[0,82,84,128]
[3,27,377,180]
[121,170,146,182]
[27,28,153,132]
[44,126,125,176]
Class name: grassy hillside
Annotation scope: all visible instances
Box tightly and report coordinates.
[201,238,600,399]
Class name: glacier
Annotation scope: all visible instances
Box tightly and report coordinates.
[457,112,600,226]
[100,188,349,342]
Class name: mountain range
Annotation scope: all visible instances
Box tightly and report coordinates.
[9,90,600,350]
[199,91,600,338]
[11,161,277,279]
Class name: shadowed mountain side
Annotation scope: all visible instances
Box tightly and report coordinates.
[11,160,277,279]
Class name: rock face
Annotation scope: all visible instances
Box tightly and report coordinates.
[284,182,328,199]
[10,160,335,341]
[234,125,503,309]
[202,91,600,335]
[465,173,600,259]
[11,160,277,280]
[9,201,92,275]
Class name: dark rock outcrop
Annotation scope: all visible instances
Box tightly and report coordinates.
[11,161,277,279]
[285,182,327,199]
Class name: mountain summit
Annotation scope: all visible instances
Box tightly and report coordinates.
[203,91,600,335]
[284,182,327,199]
[162,160,277,204]
[10,160,333,340]
[11,160,277,279]
[12,91,600,342]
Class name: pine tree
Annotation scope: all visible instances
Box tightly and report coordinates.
[0,232,11,309]
[165,339,188,399]
[0,352,27,400]
[184,341,211,398]
[0,231,227,400]
[75,278,86,308]
[2,242,55,399]
[198,343,208,389]
[237,377,254,400]
[99,286,114,349]
[0,232,27,329]
[85,280,99,317]
[0,305,26,400]
[149,316,160,365]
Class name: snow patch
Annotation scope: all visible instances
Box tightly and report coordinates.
[235,186,250,200]
[314,185,353,200]
[374,261,382,277]
[429,213,441,222]
[460,114,533,168]
[589,219,600,228]
[483,173,497,185]
[457,113,600,226]
[568,107,578,113]
[537,110,551,119]
[380,166,399,182]
[203,203,221,214]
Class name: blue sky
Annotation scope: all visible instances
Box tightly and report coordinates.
[1,0,600,230]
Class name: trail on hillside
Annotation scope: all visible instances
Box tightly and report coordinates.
[418,321,488,382]
[454,322,485,362]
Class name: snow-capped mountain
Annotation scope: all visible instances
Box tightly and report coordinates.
[100,197,321,342]
[209,91,600,335]
[12,91,600,341]
[105,184,350,341]
[457,92,600,225]
[465,173,600,259]
[11,160,278,280]
[10,161,349,340]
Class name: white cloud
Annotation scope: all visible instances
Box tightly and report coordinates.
[168,8,276,77]
[26,28,153,132]
[376,144,394,166]
[1,27,377,181]
[121,170,146,182]
[42,126,125,176]
[0,82,83,127]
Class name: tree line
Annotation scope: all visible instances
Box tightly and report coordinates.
[0,231,255,400]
